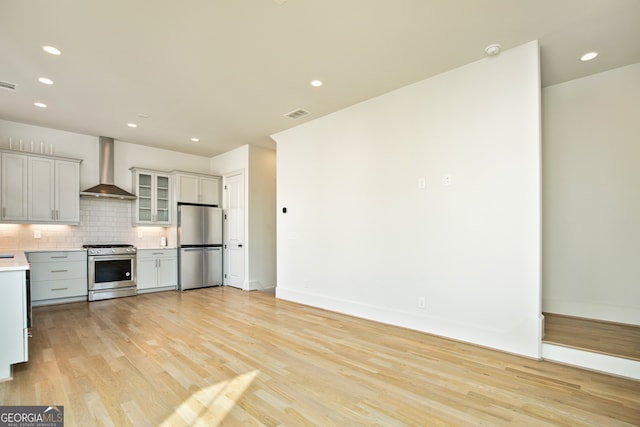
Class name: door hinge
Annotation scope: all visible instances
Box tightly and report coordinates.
[224,273,227,278]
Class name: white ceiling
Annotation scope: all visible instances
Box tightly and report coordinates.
[1,0,639,157]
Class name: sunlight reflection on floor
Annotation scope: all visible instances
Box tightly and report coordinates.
[161,370,260,426]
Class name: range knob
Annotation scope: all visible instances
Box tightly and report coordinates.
[112,248,117,253]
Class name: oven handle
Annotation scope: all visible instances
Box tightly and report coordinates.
[88,255,136,262]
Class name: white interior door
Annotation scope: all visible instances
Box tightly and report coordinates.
[224,171,245,289]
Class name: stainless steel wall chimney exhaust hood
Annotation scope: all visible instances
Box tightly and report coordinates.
[80,136,137,200]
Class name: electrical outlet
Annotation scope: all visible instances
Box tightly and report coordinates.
[418,297,426,309]
[444,175,452,186]
[137,230,143,238]
[34,230,41,239]
[418,177,426,189]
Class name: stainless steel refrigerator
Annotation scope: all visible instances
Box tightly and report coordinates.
[177,203,223,290]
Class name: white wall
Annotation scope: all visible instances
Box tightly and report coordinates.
[273,41,542,358]
[210,144,249,175]
[0,119,212,192]
[542,63,640,325]
[210,145,250,289]
[248,146,277,289]
[115,140,211,192]
[0,119,97,189]
[210,144,277,290]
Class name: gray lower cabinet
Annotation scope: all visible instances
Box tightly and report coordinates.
[28,251,88,306]
[0,269,28,381]
[136,249,177,293]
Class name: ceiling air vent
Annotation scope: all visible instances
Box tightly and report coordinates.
[284,109,310,119]
[0,80,17,91]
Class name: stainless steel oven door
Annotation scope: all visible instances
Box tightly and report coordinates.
[88,255,136,291]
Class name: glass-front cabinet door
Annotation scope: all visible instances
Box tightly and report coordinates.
[131,168,171,225]
[155,175,170,222]
[137,172,153,222]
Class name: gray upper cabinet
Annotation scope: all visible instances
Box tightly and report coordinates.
[173,172,220,205]
[1,150,80,224]
[29,157,81,223]
[1,152,28,221]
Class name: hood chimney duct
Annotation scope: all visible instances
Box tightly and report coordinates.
[80,137,137,199]
[99,136,115,186]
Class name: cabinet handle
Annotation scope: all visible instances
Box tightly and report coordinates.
[2,207,5,218]
[151,252,164,255]
[51,287,69,291]
[56,210,59,220]
[50,269,68,273]
[52,209,55,220]
[50,256,68,259]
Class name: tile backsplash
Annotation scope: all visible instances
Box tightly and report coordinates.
[0,198,171,250]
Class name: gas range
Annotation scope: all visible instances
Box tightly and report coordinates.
[83,244,137,301]
[83,244,136,256]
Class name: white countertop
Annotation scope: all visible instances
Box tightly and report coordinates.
[25,248,87,253]
[0,251,29,272]
[0,247,175,267]
[136,246,177,250]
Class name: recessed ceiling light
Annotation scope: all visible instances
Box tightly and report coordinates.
[38,77,54,85]
[34,102,47,108]
[42,45,61,55]
[191,137,199,142]
[310,80,323,87]
[580,52,598,62]
[127,123,137,128]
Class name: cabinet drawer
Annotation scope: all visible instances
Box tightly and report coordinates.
[137,249,176,259]
[31,278,87,301]
[27,251,86,263]
[30,261,86,281]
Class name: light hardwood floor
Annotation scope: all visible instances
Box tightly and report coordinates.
[543,313,640,361]
[1,287,639,426]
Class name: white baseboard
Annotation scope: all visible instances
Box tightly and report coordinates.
[542,343,640,380]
